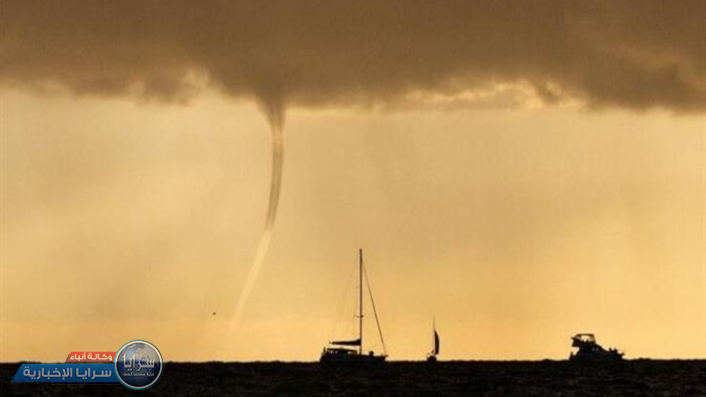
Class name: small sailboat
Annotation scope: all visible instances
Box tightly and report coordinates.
[426,320,440,362]
[320,249,387,364]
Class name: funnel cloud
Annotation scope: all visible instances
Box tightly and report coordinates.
[230,98,285,329]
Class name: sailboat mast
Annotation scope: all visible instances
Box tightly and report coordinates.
[358,248,363,355]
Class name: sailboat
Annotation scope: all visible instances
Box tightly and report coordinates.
[320,249,387,364]
[426,320,440,362]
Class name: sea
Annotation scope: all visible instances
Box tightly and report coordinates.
[2,360,704,396]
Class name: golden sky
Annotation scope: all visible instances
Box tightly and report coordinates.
[1,1,705,361]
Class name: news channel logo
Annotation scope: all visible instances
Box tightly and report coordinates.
[114,339,164,390]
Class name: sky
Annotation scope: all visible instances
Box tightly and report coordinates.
[1,0,705,361]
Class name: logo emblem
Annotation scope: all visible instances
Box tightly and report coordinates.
[114,340,163,390]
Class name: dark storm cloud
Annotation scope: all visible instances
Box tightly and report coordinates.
[1,0,703,111]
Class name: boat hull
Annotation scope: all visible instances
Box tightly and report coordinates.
[569,351,624,362]
[320,352,387,365]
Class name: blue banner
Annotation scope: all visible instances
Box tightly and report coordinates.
[12,363,119,383]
